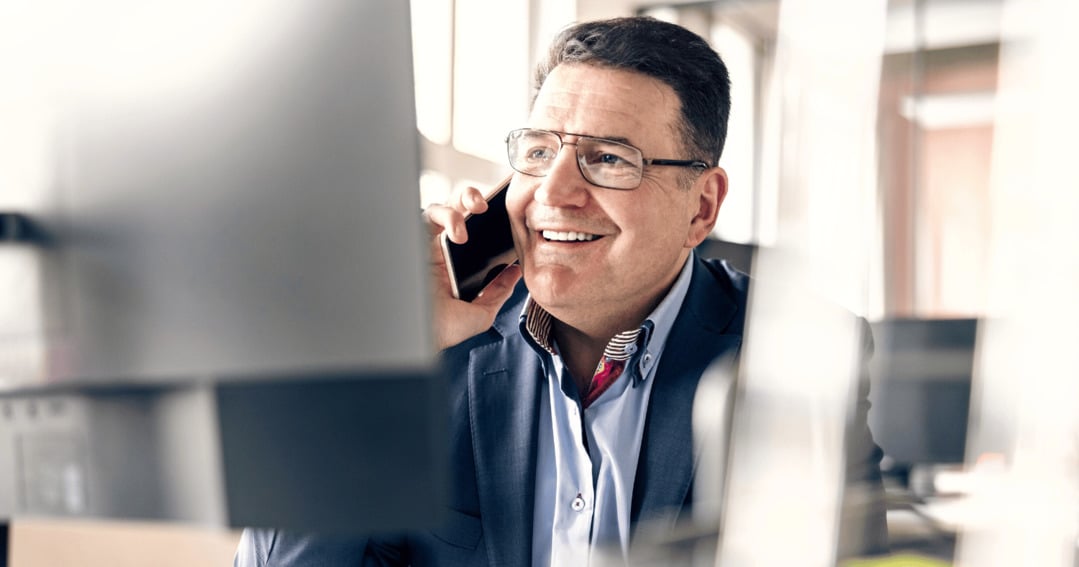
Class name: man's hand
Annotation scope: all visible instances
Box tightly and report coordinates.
[424,185,522,350]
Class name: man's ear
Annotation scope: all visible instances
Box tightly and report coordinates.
[686,166,728,248]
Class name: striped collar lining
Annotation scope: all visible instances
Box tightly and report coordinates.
[522,298,644,361]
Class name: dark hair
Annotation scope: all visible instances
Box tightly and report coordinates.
[535,16,731,168]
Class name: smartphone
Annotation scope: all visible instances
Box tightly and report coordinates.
[441,175,518,302]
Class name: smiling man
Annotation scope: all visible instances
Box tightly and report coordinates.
[502,61,723,390]
[237,16,887,566]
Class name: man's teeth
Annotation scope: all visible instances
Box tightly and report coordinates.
[542,230,598,242]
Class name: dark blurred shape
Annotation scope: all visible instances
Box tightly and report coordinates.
[695,237,756,275]
[0,214,48,244]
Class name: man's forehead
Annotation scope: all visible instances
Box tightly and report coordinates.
[529,64,681,145]
[534,64,675,108]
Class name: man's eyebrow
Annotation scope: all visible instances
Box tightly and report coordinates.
[555,129,637,147]
[584,133,634,146]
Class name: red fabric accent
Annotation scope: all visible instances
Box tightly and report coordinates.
[582,357,627,409]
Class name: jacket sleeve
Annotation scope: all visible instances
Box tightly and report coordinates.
[836,319,890,559]
[234,528,378,567]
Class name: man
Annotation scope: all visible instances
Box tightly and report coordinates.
[237,16,887,566]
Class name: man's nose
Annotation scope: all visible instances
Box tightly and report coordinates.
[534,144,590,207]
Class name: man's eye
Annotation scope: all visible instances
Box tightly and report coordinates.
[525,146,556,160]
[589,151,635,168]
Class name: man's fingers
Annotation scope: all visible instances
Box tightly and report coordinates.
[424,204,468,243]
[459,186,488,214]
[424,184,490,244]
[473,263,522,308]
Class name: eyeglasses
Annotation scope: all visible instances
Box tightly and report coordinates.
[505,128,710,190]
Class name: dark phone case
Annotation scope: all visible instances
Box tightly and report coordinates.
[442,178,518,301]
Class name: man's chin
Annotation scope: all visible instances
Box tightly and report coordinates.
[523,266,582,294]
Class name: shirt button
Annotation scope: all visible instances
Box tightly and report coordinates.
[571,494,586,512]
[640,353,654,375]
[623,343,638,355]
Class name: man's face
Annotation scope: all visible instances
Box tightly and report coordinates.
[506,63,721,331]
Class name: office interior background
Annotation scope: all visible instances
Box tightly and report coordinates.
[1,0,1076,565]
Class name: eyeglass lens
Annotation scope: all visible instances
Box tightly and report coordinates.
[507,129,645,190]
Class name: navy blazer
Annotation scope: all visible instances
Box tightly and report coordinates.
[237,256,887,566]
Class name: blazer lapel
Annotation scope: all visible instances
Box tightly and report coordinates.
[468,312,542,567]
[631,257,745,537]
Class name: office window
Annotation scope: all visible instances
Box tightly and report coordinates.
[452,0,531,163]
[411,0,454,145]
[411,0,577,202]
[709,22,759,245]
[641,5,767,246]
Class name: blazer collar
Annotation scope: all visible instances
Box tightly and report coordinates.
[630,255,745,537]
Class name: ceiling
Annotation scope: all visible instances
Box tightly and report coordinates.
[651,0,1004,52]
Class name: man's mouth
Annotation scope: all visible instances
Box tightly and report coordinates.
[541,230,600,242]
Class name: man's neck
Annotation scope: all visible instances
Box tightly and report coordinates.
[538,254,692,394]
[551,321,614,394]
[549,297,658,394]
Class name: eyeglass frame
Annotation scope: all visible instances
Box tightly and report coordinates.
[504,127,712,190]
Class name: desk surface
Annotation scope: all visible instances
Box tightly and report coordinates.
[9,519,241,567]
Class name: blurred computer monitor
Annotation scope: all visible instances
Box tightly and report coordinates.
[0,0,442,533]
[868,318,978,477]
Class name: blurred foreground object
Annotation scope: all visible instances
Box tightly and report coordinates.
[954,0,1079,565]
[709,0,889,565]
[0,0,443,534]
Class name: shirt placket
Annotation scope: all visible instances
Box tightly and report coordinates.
[550,358,596,566]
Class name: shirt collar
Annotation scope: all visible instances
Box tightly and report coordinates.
[518,252,696,384]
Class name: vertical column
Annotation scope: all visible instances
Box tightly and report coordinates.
[715,0,887,565]
[956,0,1079,565]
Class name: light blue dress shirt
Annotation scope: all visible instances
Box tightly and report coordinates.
[523,255,695,566]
